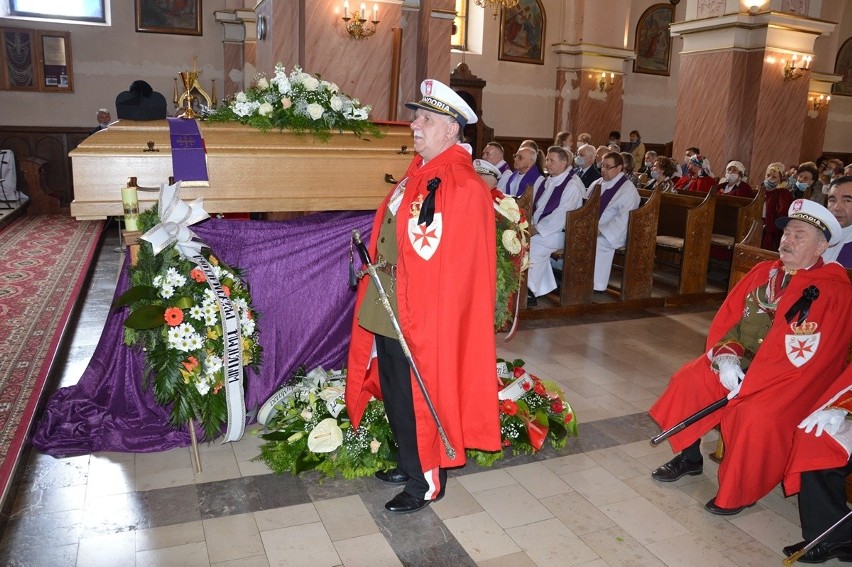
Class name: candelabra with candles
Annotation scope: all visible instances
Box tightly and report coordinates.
[598,72,615,93]
[474,0,520,19]
[782,54,812,81]
[341,1,380,39]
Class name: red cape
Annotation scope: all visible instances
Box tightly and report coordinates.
[346,144,500,471]
[649,260,852,508]
[674,175,715,193]
[783,365,852,495]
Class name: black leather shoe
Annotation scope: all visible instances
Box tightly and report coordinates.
[782,540,852,563]
[651,454,703,482]
[704,497,754,516]
[374,468,409,485]
[385,491,432,514]
[527,291,537,308]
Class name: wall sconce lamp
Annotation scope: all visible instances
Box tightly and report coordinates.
[598,72,615,93]
[782,54,812,81]
[809,94,831,112]
[341,1,380,39]
[747,2,761,15]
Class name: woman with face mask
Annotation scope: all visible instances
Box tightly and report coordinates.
[791,161,825,206]
[645,156,678,192]
[761,162,794,251]
[714,160,754,197]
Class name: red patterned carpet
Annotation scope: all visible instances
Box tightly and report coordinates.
[0,214,103,504]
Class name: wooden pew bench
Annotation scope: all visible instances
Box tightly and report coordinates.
[707,188,764,252]
[557,186,600,306]
[639,187,716,295]
[612,187,661,300]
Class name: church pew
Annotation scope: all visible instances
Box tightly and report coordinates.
[19,157,62,215]
[680,187,764,252]
[613,187,662,300]
[640,187,717,295]
[559,185,600,306]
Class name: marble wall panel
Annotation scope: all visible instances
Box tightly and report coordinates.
[570,71,623,147]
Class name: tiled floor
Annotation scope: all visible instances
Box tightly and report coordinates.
[0,226,838,566]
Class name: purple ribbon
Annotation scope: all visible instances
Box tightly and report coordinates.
[598,174,629,218]
[836,242,852,268]
[167,117,209,186]
[507,166,543,197]
[534,168,577,220]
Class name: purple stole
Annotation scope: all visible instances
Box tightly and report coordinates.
[598,174,629,218]
[497,161,510,174]
[836,241,852,268]
[507,165,542,197]
[533,168,577,220]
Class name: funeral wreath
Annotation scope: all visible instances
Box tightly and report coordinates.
[256,360,576,478]
[114,207,262,440]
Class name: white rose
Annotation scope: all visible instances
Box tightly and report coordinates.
[235,91,247,103]
[303,76,320,91]
[318,386,345,402]
[307,103,324,120]
[256,77,269,90]
[330,95,343,112]
[258,102,274,116]
[370,439,381,454]
[281,97,292,109]
[300,408,313,421]
[502,229,522,255]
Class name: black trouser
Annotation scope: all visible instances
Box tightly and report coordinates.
[799,456,852,543]
[375,335,445,499]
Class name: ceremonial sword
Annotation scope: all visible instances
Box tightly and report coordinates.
[783,510,852,565]
[351,230,457,460]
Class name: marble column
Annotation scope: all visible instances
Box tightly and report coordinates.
[552,45,633,147]
[670,6,836,178]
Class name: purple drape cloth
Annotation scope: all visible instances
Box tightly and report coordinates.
[32,212,374,457]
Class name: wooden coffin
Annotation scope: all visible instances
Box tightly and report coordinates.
[69,119,413,220]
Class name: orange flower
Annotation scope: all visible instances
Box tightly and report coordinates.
[213,381,223,395]
[164,307,184,326]
[222,285,231,297]
[190,268,206,283]
[563,412,574,424]
[182,356,199,372]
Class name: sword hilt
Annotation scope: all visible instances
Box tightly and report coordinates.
[352,230,371,266]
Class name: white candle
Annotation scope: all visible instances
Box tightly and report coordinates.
[121,186,139,231]
[360,2,366,19]
[343,0,349,18]
[373,3,378,21]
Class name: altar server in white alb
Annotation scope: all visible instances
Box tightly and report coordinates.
[527,146,584,304]
[589,151,641,292]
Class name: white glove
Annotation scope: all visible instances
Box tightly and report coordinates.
[726,380,743,400]
[798,409,847,437]
[717,359,745,392]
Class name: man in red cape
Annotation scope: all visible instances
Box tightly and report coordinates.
[346,79,500,513]
[782,364,852,563]
[649,199,852,515]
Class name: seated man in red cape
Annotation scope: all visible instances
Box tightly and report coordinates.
[649,199,852,515]
[782,364,852,564]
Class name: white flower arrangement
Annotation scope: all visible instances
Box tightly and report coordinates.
[207,64,382,141]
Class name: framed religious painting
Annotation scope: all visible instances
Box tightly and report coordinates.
[833,36,852,97]
[498,0,546,65]
[633,4,675,76]
[135,0,202,36]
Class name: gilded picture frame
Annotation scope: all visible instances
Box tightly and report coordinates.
[136,0,202,36]
[633,4,674,76]
[498,0,546,66]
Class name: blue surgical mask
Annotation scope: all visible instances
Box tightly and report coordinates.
[795,181,809,191]
[764,179,777,189]
[650,170,661,180]
[575,156,585,167]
